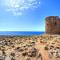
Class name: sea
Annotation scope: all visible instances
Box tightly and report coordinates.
[0,31,45,36]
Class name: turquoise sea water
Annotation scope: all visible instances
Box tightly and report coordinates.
[0,31,45,36]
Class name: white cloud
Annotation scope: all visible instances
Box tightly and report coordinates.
[0,0,40,16]
[13,12,22,16]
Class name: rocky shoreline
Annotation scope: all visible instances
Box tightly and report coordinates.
[0,34,60,60]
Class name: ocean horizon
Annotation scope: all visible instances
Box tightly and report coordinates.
[0,31,45,36]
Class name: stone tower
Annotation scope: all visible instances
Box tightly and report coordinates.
[45,16,60,34]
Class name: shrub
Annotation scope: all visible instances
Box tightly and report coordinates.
[44,46,48,50]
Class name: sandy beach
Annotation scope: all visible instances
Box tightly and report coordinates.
[0,34,60,60]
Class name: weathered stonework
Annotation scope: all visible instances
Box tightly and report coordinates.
[45,16,60,34]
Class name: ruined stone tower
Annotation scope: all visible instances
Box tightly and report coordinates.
[45,16,60,34]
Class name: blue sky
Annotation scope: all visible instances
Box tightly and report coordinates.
[0,0,60,31]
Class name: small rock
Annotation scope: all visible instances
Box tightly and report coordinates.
[22,52,28,56]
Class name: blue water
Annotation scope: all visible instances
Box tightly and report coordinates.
[0,31,45,36]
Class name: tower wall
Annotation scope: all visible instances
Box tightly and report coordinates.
[45,16,60,34]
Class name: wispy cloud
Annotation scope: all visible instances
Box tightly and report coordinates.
[0,0,40,16]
